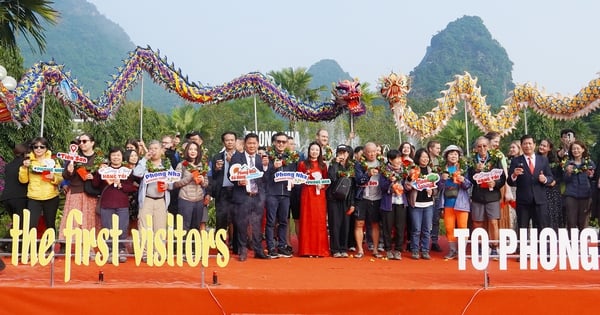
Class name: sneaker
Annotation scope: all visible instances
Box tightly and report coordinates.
[348,247,356,252]
[278,247,293,258]
[411,251,420,260]
[333,252,343,258]
[377,243,385,252]
[368,244,375,251]
[386,251,394,259]
[421,252,431,260]
[490,248,499,261]
[393,251,402,260]
[268,249,280,259]
[119,249,127,263]
[444,250,457,260]
[340,252,349,258]
[431,243,442,252]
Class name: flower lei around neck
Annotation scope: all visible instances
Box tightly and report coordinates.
[359,155,386,172]
[564,156,592,174]
[266,146,300,166]
[75,148,105,173]
[474,148,503,172]
[322,145,333,161]
[146,156,172,173]
[380,163,406,182]
[182,151,210,175]
[336,159,356,177]
[444,157,471,176]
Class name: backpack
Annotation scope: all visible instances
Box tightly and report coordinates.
[331,176,352,201]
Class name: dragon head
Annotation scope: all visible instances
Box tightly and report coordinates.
[333,79,365,116]
[379,72,411,107]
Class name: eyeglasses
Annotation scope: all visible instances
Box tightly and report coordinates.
[275,140,287,144]
[79,139,90,144]
[33,145,46,149]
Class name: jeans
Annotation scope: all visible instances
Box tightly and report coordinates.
[409,205,433,252]
[265,195,290,250]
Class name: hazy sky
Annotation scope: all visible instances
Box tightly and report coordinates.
[88,0,598,96]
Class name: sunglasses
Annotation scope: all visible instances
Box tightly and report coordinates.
[78,139,91,144]
[33,145,46,149]
[275,140,287,144]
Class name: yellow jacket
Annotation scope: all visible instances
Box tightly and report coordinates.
[18,150,63,200]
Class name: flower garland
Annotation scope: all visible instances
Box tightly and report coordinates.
[473,148,503,172]
[75,148,105,173]
[563,156,592,174]
[322,145,333,161]
[146,156,172,173]
[359,155,386,172]
[380,163,404,182]
[336,160,356,178]
[266,146,300,166]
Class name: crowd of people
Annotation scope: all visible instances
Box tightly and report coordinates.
[2,127,599,263]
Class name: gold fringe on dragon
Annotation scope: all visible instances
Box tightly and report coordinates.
[379,71,600,139]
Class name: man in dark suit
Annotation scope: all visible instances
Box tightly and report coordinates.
[507,134,554,230]
[228,133,270,261]
[209,131,238,253]
[264,132,297,258]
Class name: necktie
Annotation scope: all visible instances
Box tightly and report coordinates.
[528,157,534,174]
[249,155,258,193]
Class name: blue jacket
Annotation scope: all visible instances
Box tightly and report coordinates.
[563,159,596,199]
[378,164,407,211]
[438,174,472,212]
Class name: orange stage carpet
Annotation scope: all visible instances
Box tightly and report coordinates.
[2,241,600,315]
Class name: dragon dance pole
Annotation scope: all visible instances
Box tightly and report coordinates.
[139,75,144,140]
[40,91,46,137]
[254,95,258,133]
[524,107,528,134]
[464,100,470,156]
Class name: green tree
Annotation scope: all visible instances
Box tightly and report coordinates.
[82,101,169,151]
[0,0,59,53]
[268,67,326,102]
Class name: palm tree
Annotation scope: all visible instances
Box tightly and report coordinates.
[267,67,326,102]
[0,0,59,53]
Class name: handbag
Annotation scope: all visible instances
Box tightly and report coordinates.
[331,176,352,201]
[444,187,458,199]
[84,180,103,197]
[95,185,110,215]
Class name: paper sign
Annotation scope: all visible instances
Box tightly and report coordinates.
[412,173,441,191]
[305,179,331,185]
[98,167,133,180]
[473,169,503,185]
[144,170,181,184]
[274,171,308,184]
[228,163,264,181]
[56,144,88,164]
[32,166,64,173]
[32,159,63,173]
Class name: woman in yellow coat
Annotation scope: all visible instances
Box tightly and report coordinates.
[18,137,63,232]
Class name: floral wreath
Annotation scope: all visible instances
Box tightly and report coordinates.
[266,146,300,166]
[181,151,210,175]
[322,145,333,161]
[337,159,356,178]
[563,156,592,174]
[359,155,386,172]
[472,148,504,172]
[146,156,172,173]
[380,162,405,182]
[75,148,105,173]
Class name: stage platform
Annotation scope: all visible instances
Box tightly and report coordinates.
[1,241,600,315]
